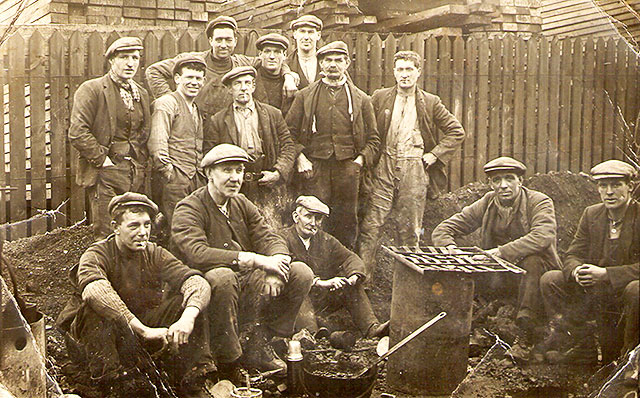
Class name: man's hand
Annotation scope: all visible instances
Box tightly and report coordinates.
[283,73,299,98]
[129,318,169,346]
[257,254,291,281]
[316,277,350,291]
[445,245,464,255]
[486,247,502,258]
[167,306,199,352]
[422,152,437,168]
[262,274,285,297]
[353,155,364,168]
[346,274,360,286]
[574,264,608,287]
[102,156,115,168]
[258,170,280,186]
[161,164,174,182]
[296,153,314,179]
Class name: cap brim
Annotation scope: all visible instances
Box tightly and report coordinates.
[484,167,525,174]
[591,173,629,180]
[213,156,250,165]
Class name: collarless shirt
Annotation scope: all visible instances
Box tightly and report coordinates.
[385,92,423,159]
[233,100,262,157]
[298,54,317,83]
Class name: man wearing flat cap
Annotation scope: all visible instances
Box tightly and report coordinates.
[171,144,313,375]
[148,54,207,237]
[56,192,216,397]
[146,15,298,125]
[286,40,380,250]
[534,160,639,365]
[287,14,323,89]
[69,37,151,238]
[253,32,294,115]
[357,50,465,280]
[203,66,296,212]
[432,156,561,338]
[278,195,389,338]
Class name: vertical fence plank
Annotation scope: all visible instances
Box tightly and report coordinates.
[0,44,5,228]
[462,36,477,185]
[412,33,426,90]
[8,33,27,239]
[161,31,178,59]
[603,38,616,160]
[614,40,628,160]
[354,33,369,92]
[501,34,515,156]
[547,37,561,171]
[369,34,383,92]
[523,37,538,170]
[625,50,639,143]
[29,31,47,235]
[537,38,550,174]
[49,31,67,230]
[570,39,584,172]
[513,36,526,163]
[178,30,194,54]
[592,38,605,165]
[69,31,87,225]
[425,36,437,93]
[196,31,209,52]
[244,30,259,56]
[475,36,489,178]
[383,34,396,88]
[143,32,161,95]
[438,36,452,110]
[558,38,572,171]
[449,36,464,190]
[488,37,502,161]
[398,34,411,51]
[581,39,594,172]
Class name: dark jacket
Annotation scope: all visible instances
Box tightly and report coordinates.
[204,100,296,181]
[285,79,380,168]
[286,52,319,89]
[279,225,366,281]
[564,200,639,291]
[431,187,562,269]
[68,74,151,188]
[171,187,289,273]
[371,86,465,195]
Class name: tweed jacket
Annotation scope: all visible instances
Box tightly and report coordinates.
[68,74,151,188]
[285,79,380,168]
[371,86,465,195]
[286,51,320,89]
[204,100,296,181]
[564,200,639,291]
[431,187,562,269]
[279,225,366,281]
[171,186,289,273]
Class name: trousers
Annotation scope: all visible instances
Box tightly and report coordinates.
[159,168,206,228]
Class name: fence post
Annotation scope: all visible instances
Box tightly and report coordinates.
[570,38,584,172]
[462,36,477,185]
[69,31,87,226]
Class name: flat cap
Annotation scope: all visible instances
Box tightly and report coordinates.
[206,15,238,38]
[105,37,143,59]
[256,33,290,51]
[172,53,207,75]
[221,65,257,86]
[290,15,323,31]
[201,143,250,168]
[483,156,527,175]
[295,195,330,216]
[590,159,638,180]
[316,40,349,59]
[108,192,158,217]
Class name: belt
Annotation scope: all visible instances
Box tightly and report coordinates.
[244,171,264,182]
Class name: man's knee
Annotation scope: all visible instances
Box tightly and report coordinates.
[288,261,314,289]
[518,255,546,275]
[623,280,639,308]
[540,269,564,295]
[204,267,239,293]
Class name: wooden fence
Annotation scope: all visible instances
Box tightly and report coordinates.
[1,26,638,240]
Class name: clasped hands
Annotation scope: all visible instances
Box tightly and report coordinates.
[572,264,608,287]
[130,306,199,353]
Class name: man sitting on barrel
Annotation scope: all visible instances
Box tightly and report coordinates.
[431,157,561,340]
[57,192,216,398]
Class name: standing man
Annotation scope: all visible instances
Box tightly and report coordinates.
[145,16,298,124]
[56,193,215,397]
[357,50,465,279]
[432,157,561,337]
[204,66,295,206]
[279,196,389,338]
[148,54,207,233]
[171,144,313,374]
[69,37,150,238]
[286,41,380,249]
[287,15,323,89]
[254,33,293,115]
[535,160,638,364]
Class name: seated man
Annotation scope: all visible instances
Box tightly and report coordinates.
[432,157,561,336]
[279,195,389,338]
[535,160,639,364]
[56,193,215,398]
[171,143,313,374]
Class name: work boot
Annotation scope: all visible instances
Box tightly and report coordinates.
[365,321,390,339]
[531,325,573,363]
[546,331,598,365]
[216,361,247,386]
[241,328,287,374]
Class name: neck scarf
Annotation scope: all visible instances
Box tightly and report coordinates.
[109,70,141,111]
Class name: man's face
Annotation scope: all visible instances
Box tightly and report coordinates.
[293,26,321,52]
[258,45,286,74]
[489,172,523,203]
[209,28,237,60]
[175,67,205,99]
[109,50,141,80]
[394,59,421,90]
[319,53,349,80]
[229,75,255,105]
[597,178,633,211]
[206,161,245,200]
[292,207,324,239]
[113,209,151,252]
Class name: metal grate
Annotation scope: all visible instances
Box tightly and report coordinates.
[382,246,526,274]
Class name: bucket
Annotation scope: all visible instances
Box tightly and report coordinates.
[231,387,263,398]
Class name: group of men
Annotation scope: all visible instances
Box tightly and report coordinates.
[59,11,638,398]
